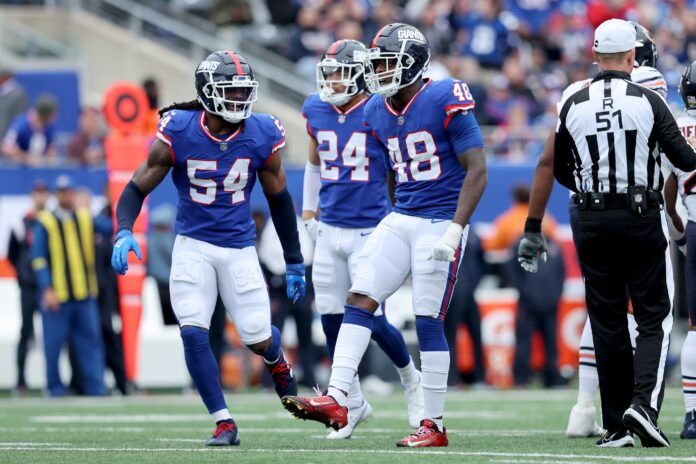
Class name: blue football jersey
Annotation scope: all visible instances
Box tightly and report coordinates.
[157,109,285,248]
[364,78,484,220]
[302,93,389,228]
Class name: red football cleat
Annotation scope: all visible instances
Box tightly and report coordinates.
[397,419,449,447]
[282,394,348,430]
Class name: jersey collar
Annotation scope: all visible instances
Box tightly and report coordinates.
[331,96,368,115]
[592,70,632,83]
[199,111,242,143]
[385,79,431,116]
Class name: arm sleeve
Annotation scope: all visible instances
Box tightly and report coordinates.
[116,180,146,233]
[445,111,484,154]
[30,222,51,289]
[646,91,696,171]
[267,188,303,265]
[302,162,321,213]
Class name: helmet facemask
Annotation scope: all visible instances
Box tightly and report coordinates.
[199,74,258,123]
[316,58,364,106]
[359,41,427,97]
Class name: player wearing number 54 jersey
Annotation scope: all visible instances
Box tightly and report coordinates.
[111,51,305,447]
[283,24,488,448]
[300,39,424,440]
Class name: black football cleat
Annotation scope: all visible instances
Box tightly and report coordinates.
[205,420,240,446]
[623,404,670,447]
[596,429,634,448]
[681,410,696,439]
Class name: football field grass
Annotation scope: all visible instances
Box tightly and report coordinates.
[1,388,695,464]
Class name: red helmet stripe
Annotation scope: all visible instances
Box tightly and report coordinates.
[225,50,244,75]
[371,25,390,47]
[327,40,343,56]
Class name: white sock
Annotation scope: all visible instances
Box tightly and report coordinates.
[682,331,696,412]
[212,408,231,422]
[396,358,420,390]
[346,374,364,409]
[628,314,638,352]
[577,317,598,408]
[420,351,449,431]
[328,323,372,407]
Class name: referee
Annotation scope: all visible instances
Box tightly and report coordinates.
[518,19,696,448]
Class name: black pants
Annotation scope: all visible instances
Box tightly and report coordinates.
[98,280,127,395]
[574,207,672,432]
[16,283,38,388]
[513,305,560,387]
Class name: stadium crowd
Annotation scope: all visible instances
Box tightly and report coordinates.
[255,0,695,159]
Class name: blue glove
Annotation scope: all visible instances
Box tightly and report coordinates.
[111,230,142,275]
[285,262,306,304]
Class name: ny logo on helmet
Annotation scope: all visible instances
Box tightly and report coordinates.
[397,29,425,43]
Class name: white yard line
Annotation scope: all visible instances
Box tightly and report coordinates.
[3,447,696,462]
[28,410,516,424]
[0,442,72,446]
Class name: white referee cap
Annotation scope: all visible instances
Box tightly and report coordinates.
[593,19,639,53]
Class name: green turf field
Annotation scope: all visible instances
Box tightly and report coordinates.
[1,388,694,464]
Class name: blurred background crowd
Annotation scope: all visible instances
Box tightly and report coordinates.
[0,0,692,396]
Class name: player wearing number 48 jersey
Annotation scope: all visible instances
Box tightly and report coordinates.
[111,51,305,447]
[282,23,488,448]
[300,39,425,440]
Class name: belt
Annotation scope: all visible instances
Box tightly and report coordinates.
[572,190,663,211]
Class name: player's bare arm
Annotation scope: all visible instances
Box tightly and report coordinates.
[259,147,288,195]
[664,173,685,234]
[260,148,305,303]
[527,131,556,221]
[452,147,487,227]
[131,139,174,194]
[111,138,174,275]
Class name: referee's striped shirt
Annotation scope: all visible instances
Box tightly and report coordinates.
[554,69,696,194]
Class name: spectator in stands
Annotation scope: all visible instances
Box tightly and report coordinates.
[2,95,57,166]
[7,180,48,394]
[147,205,177,326]
[456,0,512,69]
[0,66,28,139]
[504,236,566,388]
[67,107,106,166]
[445,230,487,386]
[142,78,160,137]
[484,184,556,252]
[30,176,107,396]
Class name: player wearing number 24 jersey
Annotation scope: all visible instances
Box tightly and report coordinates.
[282,24,487,448]
[111,51,305,447]
[299,39,425,439]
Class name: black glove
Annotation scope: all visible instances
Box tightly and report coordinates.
[517,218,547,273]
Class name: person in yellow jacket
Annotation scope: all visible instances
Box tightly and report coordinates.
[31,175,110,396]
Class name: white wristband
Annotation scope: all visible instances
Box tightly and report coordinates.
[442,223,463,248]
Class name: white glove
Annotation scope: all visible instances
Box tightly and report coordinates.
[429,223,463,262]
[303,217,319,242]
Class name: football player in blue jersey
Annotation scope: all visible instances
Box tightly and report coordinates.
[283,24,487,447]
[300,39,424,439]
[111,51,306,447]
